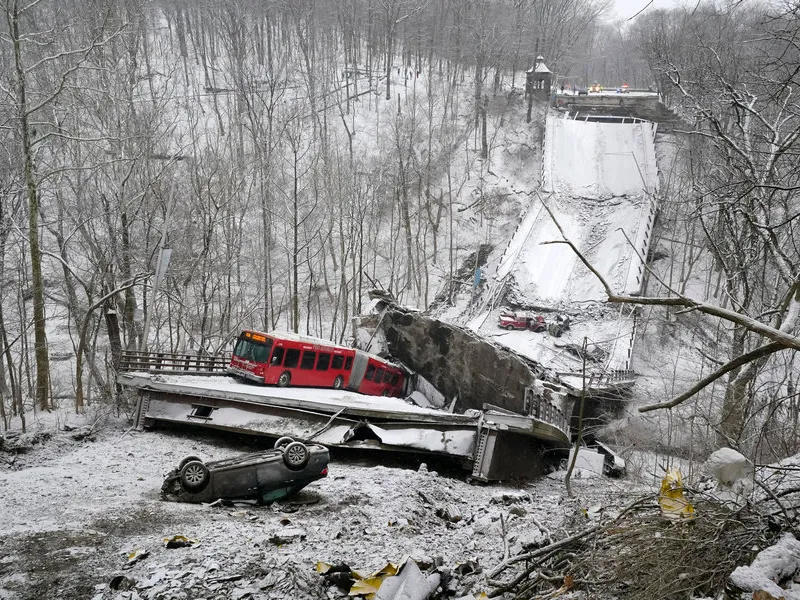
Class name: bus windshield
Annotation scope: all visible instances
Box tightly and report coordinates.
[234,336,273,363]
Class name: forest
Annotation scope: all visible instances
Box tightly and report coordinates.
[0,0,799,469]
[3,1,800,599]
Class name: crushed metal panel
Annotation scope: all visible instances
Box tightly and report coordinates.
[567,447,605,475]
[482,409,570,446]
[471,428,553,482]
[409,373,446,409]
[140,396,357,444]
[365,423,476,457]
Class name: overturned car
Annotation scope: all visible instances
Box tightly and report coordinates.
[161,438,329,504]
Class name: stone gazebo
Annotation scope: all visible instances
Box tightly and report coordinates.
[525,55,552,99]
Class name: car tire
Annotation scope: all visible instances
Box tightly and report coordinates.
[333,375,344,389]
[277,371,291,387]
[274,436,294,449]
[180,460,210,492]
[282,441,310,471]
[505,324,514,330]
[178,455,203,471]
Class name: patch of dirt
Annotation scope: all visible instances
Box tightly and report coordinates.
[0,529,110,600]
[89,504,199,539]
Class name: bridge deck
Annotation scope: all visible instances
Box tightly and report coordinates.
[118,361,571,479]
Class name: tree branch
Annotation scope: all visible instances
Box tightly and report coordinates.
[638,342,785,412]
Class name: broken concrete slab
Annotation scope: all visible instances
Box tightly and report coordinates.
[567,448,605,476]
[376,309,546,415]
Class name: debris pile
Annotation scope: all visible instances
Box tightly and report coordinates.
[487,465,800,600]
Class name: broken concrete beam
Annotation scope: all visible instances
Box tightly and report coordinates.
[379,309,544,414]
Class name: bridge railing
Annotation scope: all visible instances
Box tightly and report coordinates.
[524,385,571,437]
[119,351,230,375]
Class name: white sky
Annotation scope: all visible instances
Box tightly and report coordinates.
[611,0,688,20]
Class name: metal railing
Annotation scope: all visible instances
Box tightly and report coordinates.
[119,351,230,375]
[524,386,571,436]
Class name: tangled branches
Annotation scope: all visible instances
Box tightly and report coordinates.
[488,493,786,599]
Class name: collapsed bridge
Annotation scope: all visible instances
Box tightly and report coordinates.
[118,343,574,482]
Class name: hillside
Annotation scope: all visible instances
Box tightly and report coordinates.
[4,1,800,599]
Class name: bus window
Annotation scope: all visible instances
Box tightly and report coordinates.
[233,338,249,359]
[317,353,331,370]
[365,364,376,381]
[235,339,259,361]
[252,341,272,363]
[284,348,300,368]
[375,368,386,383]
[270,346,285,365]
[345,356,353,370]
[390,373,400,385]
[382,370,394,384]
[300,351,316,370]
[331,355,344,370]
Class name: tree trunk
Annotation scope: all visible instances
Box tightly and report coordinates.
[292,148,300,333]
[12,0,50,412]
[104,305,123,372]
[0,199,17,427]
[480,96,488,159]
[120,212,139,350]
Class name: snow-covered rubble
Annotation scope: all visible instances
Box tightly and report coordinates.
[729,534,800,600]
[0,415,634,600]
[703,447,754,506]
[5,414,800,599]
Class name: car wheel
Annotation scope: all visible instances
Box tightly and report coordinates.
[178,455,203,471]
[274,436,294,449]
[505,324,514,330]
[180,460,210,492]
[277,371,291,387]
[333,375,344,389]
[282,441,310,471]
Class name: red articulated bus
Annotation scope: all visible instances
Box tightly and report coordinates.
[227,330,406,397]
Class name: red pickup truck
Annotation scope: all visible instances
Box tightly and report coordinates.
[498,312,546,332]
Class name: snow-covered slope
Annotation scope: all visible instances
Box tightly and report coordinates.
[467,112,660,374]
[544,116,658,197]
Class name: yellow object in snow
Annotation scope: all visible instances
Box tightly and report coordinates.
[316,561,401,598]
[162,534,200,548]
[658,467,695,519]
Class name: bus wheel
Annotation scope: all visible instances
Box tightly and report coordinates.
[382,390,390,397]
[277,371,291,387]
[333,375,344,389]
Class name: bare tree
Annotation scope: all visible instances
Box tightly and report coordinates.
[2,0,126,410]
[627,3,800,449]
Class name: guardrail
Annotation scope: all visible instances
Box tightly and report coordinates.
[119,351,230,375]
[524,385,571,437]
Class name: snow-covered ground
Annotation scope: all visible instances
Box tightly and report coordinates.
[0,412,640,600]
